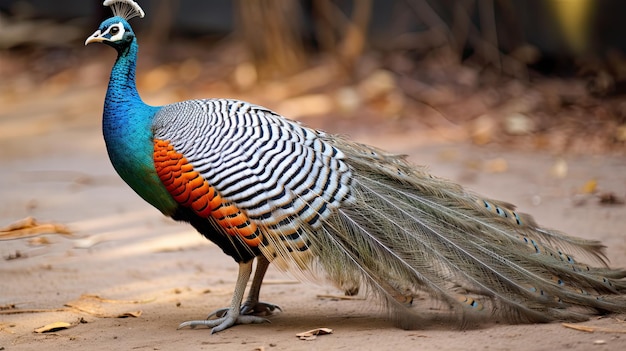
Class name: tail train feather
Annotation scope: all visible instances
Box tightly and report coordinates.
[298,137,626,327]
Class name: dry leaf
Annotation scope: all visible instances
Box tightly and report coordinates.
[296,328,333,341]
[34,321,73,333]
[0,322,16,334]
[0,308,68,315]
[64,294,148,318]
[116,310,142,318]
[580,179,598,194]
[562,323,626,334]
[562,323,596,332]
[80,294,154,304]
[0,217,71,241]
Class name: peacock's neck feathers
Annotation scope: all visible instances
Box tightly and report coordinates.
[102,37,177,215]
[104,38,144,124]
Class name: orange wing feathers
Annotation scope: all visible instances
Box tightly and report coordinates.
[154,139,262,246]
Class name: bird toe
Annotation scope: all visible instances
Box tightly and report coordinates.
[178,314,269,333]
[241,301,282,316]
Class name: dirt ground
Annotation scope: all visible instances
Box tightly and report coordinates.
[2,58,626,351]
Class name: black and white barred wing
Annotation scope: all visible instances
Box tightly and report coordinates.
[152,98,354,267]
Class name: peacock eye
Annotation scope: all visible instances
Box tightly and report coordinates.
[110,26,120,35]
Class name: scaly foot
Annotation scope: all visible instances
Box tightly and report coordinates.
[178,313,269,334]
[206,301,282,319]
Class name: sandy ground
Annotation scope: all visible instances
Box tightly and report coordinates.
[1,79,626,351]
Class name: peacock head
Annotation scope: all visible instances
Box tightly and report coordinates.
[85,0,145,52]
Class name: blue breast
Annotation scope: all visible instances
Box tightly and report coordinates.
[102,38,177,215]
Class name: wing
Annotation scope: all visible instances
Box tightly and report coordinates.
[152,99,353,267]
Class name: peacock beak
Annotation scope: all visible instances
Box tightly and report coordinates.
[85,30,105,45]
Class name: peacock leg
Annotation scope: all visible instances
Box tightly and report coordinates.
[240,255,281,315]
[206,255,281,318]
[178,260,269,333]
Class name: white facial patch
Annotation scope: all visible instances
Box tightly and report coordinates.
[104,22,126,41]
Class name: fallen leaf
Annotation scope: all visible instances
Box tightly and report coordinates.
[116,311,142,318]
[80,294,155,305]
[561,323,595,332]
[34,321,73,333]
[0,322,16,332]
[580,179,598,194]
[296,328,333,341]
[562,323,626,334]
[64,294,149,318]
[0,308,68,315]
[0,217,70,241]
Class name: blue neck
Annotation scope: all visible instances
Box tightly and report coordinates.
[102,39,177,214]
[104,39,147,126]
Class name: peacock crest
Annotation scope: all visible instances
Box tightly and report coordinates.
[103,0,145,20]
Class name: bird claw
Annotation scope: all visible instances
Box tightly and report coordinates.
[178,314,269,334]
[205,307,229,319]
[205,301,281,319]
[241,301,282,316]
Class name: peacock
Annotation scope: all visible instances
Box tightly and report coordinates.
[86,0,626,334]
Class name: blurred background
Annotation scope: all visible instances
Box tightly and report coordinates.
[1,0,626,153]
